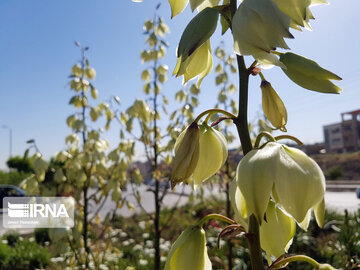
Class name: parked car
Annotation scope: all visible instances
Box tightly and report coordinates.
[0,185,26,209]
[356,187,360,199]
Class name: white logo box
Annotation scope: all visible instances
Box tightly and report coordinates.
[3,197,74,228]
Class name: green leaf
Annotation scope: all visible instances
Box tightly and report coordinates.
[190,84,200,95]
[91,88,98,99]
[158,74,167,83]
[177,7,219,61]
[220,11,230,35]
[215,64,223,73]
[66,115,76,127]
[175,90,187,102]
[141,70,151,82]
[143,83,151,94]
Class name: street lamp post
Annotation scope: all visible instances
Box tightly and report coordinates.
[1,125,13,158]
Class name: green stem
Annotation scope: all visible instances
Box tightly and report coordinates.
[270,255,319,269]
[230,1,264,268]
[259,72,266,81]
[233,54,253,155]
[204,112,213,124]
[194,108,236,123]
[197,213,236,227]
[271,51,282,56]
[254,131,276,148]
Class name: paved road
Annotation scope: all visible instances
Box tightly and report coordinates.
[1,189,359,235]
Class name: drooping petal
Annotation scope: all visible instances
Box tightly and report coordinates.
[260,201,296,263]
[174,40,213,87]
[192,124,227,188]
[230,179,249,230]
[272,0,311,28]
[168,0,189,18]
[314,197,325,228]
[237,142,281,224]
[233,0,293,66]
[196,0,221,11]
[274,145,325,223]
[298,209,312,231]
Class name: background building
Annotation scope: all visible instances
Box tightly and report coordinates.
[323,109,360,153]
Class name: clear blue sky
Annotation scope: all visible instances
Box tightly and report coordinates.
[0,0,359,169]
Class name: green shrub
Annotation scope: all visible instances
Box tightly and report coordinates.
[325,166,343,180]
[0,243,11,268]
[34,228,50,245]
[4,231,20,247]
[0,239,50,270]
[6,156,32,173]
[0,170,30,186]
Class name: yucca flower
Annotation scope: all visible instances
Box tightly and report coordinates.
[171,123,227,189]
[164,225,212,270]
[233,0,293,68]
[236,142,325,228]
[230,182,296,263]
[173,40,213,87]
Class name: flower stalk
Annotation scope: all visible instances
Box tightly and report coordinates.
[197,213,236,227]
[230,0,264,268]
[194,108,236,123]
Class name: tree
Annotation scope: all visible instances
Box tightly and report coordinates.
[21,43,134,269]
[6,156,32,173]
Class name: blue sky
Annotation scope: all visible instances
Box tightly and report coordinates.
[0,0,359,169]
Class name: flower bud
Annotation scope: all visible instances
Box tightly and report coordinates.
[236,142,325,226]
[171,122,200,188]
[232,0,293,68]
[165,225,212,270]
[173,40,213,87]
[172,123,228,189]
[280,52,342,94]
[260,80,287,131]
[259,201,296,263]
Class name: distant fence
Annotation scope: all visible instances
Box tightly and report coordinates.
[326,180,360,191]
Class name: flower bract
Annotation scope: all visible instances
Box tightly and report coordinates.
[279,52,342,94]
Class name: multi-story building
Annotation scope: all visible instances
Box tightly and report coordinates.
[323,109,360,153]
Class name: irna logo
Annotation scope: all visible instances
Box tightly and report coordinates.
[7,202,69,218]
[3,197,74,228]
